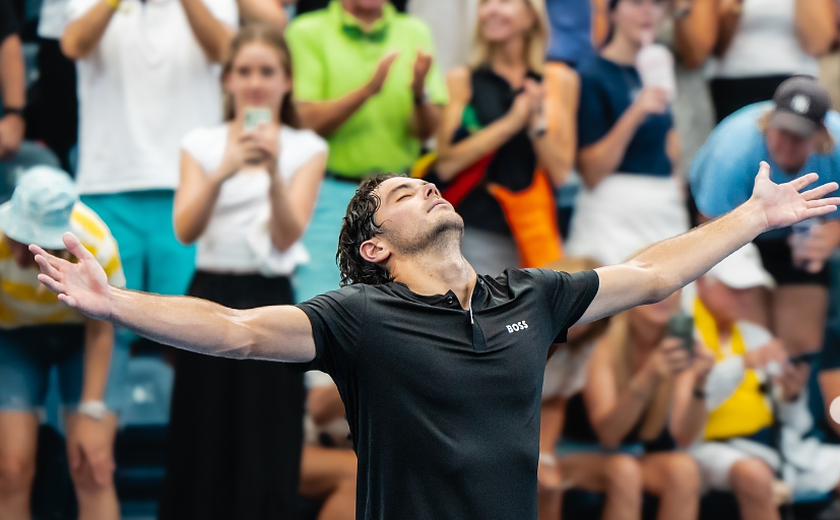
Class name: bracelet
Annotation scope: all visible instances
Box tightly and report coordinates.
[104,0,120,10]
[413,91,428,107]
[692,387,707,400]
[539,452,557,467]
[77,400,108,420]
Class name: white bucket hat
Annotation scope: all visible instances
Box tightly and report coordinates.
[0,166,77,250]
[707,243,776,290]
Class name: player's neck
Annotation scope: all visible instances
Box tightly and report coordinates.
[391,251,477,310]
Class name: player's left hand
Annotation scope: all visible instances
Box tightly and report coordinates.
[750,161,840,231]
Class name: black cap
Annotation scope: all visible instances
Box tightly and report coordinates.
[771,76,831,138]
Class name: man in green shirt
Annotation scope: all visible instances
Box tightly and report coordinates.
[286,0,448,301]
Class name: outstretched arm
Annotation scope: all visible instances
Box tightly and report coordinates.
[576,162,840,325]
[31,234,316,362]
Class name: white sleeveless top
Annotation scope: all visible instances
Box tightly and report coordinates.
[181,124,327,276]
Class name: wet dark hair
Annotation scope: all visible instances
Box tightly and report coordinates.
[337,173,403,286]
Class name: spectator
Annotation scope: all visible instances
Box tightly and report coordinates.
[407,0,477,74]
[545,0,608,68]
[537,256,612,520]
[708,0,836,122]
[562,291,712,520]
[819,322,840,442]
[0,167,126,520]
[162,25,326,520]
[690,77,840,357]
[300,371,356,520]
[60,0,238,340]
[285,0,447,301]
[434,0,570,275]
[0,0,24,159]
[672,245,840,520]
[565,0,689,267]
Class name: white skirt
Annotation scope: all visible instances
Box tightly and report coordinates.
[565,174,690,266]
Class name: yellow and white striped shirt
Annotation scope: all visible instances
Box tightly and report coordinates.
[0,202,126,329]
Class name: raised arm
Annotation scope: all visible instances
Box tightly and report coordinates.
[577,162,840,325]
[61,0,118,60]
[31,234,316,362]
[795,0,837,57]
[180,0,236,63]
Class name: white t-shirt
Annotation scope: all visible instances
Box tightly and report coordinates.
[711,0,818,79]
[181,124,327,275]
[68,0,238,194]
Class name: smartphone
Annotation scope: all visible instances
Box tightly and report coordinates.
[667,314,695,355]
[243,107,272,132]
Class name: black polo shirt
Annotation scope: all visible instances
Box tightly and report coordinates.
[297,268,599,520]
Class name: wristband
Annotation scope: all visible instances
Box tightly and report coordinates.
[78,400,108,420]
[413,91,428,107]
[692,387,707,400]
[2,107,24,119]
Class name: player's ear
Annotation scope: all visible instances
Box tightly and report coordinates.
[360,237,390,265]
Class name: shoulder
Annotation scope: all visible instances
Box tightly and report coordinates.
[287,10,330,39]
[182,124,227,152]
[576,55,610,82]
[298,284,369,313]
[282,126,328,155]
[392,12,434,36]
[446,66,473,102]
[544,62,580,90]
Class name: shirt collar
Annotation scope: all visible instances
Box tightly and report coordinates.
[331,0,394,43]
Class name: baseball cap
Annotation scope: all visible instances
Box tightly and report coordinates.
[770,76,831,138]
[0,166,77,250]
[706,243,775,290]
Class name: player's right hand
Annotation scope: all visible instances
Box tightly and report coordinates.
[30,233,113,321]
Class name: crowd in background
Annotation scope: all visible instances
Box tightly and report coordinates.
[3,0,840,519]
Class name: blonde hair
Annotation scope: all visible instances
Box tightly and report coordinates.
[758,110,835,154]
[606,313,673,442]
[471,0,550,73]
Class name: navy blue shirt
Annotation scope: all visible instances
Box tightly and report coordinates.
[577,55,674,177]
[297,269,600,520]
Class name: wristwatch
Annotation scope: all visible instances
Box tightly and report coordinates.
[2,106,24,119]
[78,400,108,420]
[413,91,428,107]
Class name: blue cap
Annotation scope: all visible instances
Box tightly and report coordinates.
[0,166,77,250]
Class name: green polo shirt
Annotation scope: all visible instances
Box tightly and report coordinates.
[286,1,448,178]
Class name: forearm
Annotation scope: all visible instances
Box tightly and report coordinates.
[674,0,718,69]
[577,107,647,188]
[593,369,659,447]
[60,2,116,60]
[80,320,113,402]
[714,8,741,58]
[671,375,709,446]
[532,132,574,187]
[173,172,224,244]
[435,114,523,181]
[180,0,234,63]
[267,175,305,252]
[297,87,372,139]
[633,199,765,302]
[539,397,565,453]
[238,0,287,29]
[0,35,25,108]
[411,102,441,142]
[796,0,837,56]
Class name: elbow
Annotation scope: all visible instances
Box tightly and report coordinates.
[593,422,622,449]
[60,34,87,61]
[173,220,199,246]
[680,51,709,70]
[270,228,304,253]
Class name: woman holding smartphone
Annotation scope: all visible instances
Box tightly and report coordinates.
[559,292,714,520]
[161,25,327,520]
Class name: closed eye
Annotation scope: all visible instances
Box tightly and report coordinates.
[397,194,411,201]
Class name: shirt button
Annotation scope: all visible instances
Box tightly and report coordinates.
[446,296,454,305]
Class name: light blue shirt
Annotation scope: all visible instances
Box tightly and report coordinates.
[690,102,840,239]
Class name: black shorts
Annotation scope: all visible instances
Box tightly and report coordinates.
[754,238,831,288]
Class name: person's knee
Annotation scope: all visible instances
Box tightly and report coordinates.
[604,454,643,497]
[659,453,701,496]
[0,455,36,494]
[69,453,115,494]
[729,458,774,503]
